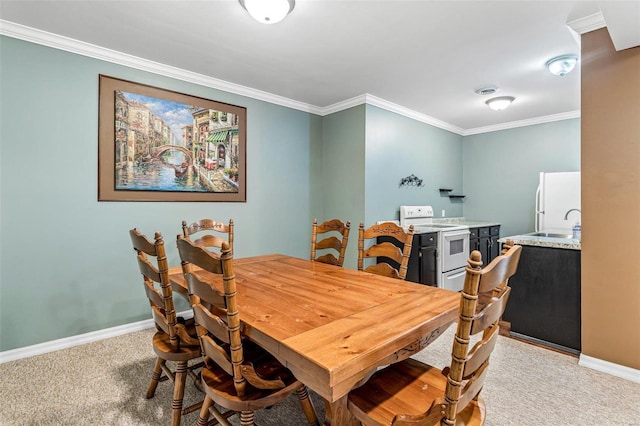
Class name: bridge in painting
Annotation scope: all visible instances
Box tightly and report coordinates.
[153,144,193,164]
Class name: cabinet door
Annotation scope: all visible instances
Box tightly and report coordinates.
[479,236,490,265]
[488,226,500,263]
[489,236,500,262]
[420,246,437,286]
[502,245,581,353]
[469,228,479,254]
[470,238,479,253]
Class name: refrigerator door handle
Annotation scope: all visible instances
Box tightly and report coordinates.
[535,185,543,232]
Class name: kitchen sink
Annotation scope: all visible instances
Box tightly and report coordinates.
[527,232,574,239]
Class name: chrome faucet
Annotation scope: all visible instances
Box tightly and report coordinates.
[564,208,581,220]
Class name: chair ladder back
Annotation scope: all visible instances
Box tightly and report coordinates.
[443,245,522,424]
[315,236,343,251]
[461,323,499,378]
[182,218,234,255]
[488,239,520,298]
[130,230,157,255]
[130,229,179,349]
[197,317,234,376]
[176,235,247,397]
[443,250,482,423]
[363,241,404,263]
[456,360,490,413]
[358,222,414,280]
[184,272,228,313]
[143,281,165,313]
[310,218,351,267]
[136,255,162,284]
[470,286,511,335]
[476,245,522,294]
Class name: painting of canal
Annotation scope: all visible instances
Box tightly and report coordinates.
[114,91,240,193]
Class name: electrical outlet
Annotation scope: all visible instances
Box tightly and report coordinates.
[442,209,446,217]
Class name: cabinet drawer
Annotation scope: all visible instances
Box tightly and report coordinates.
[478,227,490,237]
[419,233,437,246]
[490,226,500,236]
[469,227,479,238]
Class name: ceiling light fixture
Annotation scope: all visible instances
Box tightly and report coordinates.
[486,96,515,111]
[239,0,295,24]
[546,54,579,76]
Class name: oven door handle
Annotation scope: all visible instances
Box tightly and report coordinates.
[446,269,467,280]
[443,230,471,239]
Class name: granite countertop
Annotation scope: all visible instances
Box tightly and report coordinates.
[407,218,501,234]
[498,231,581,251]
[432,218,501,227]
[383,217,501,234]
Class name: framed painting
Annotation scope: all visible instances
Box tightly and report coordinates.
[98,75,246,201]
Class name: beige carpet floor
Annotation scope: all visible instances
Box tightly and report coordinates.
[1,324,638,425]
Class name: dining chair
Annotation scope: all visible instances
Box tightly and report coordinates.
[182,218,234,255]
[310,218,351,267]
[347,240,522,426]
[357,222,415,280]
[129,228,204,426]
[176,235,320,426]
[177,218,234,301]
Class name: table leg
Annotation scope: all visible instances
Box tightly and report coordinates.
[324,396,359,426]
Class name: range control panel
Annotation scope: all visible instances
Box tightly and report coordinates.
[399,205,434,227]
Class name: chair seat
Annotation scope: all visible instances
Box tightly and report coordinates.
[348,358,486,426]
[200,341,304,412]
[152,330,201,362]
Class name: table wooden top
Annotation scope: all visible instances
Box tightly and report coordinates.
[169,254,459,404]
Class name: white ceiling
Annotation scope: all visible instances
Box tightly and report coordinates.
[1,0,638,135]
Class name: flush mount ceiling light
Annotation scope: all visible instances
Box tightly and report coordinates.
[486,96,515,111]
[239,0,295,24]
[546,54,579,76]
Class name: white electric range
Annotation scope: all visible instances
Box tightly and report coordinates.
[399,206,470,291]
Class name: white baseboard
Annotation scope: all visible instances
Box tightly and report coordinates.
[0,309,193,364]
[579,354,640,384]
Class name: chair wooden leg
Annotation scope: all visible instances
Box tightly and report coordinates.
[296,385,320,426]
[146,357,164,399]
[239,410,255,426]
[171,361,188,426]
[196,395,214,426]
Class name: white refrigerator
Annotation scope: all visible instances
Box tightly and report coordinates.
[535,172,581,232]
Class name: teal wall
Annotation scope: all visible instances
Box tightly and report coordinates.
[317,105,464,270]
[0,36,318,351]
[318,106,366,269]
[364,105,464,224]
[462,119,581,237]
[0,35,581,353]
[309,114,325,224]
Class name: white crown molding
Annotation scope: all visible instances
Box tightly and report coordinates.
[1,19,578,139]
[463,110,581,136]
[321,93,369,116]
[0,309,193,364]
[567,11,606,35]
[322,93,466,135]
[579,354,640,384]
[0,20,323,115]
[366,94,467,135]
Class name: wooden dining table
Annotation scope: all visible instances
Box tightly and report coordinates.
[168,254,460,426]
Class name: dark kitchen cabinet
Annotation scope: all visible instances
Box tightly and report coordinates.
[469,225,500,266]
[378,232,437,286]
[502,245,581,354]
